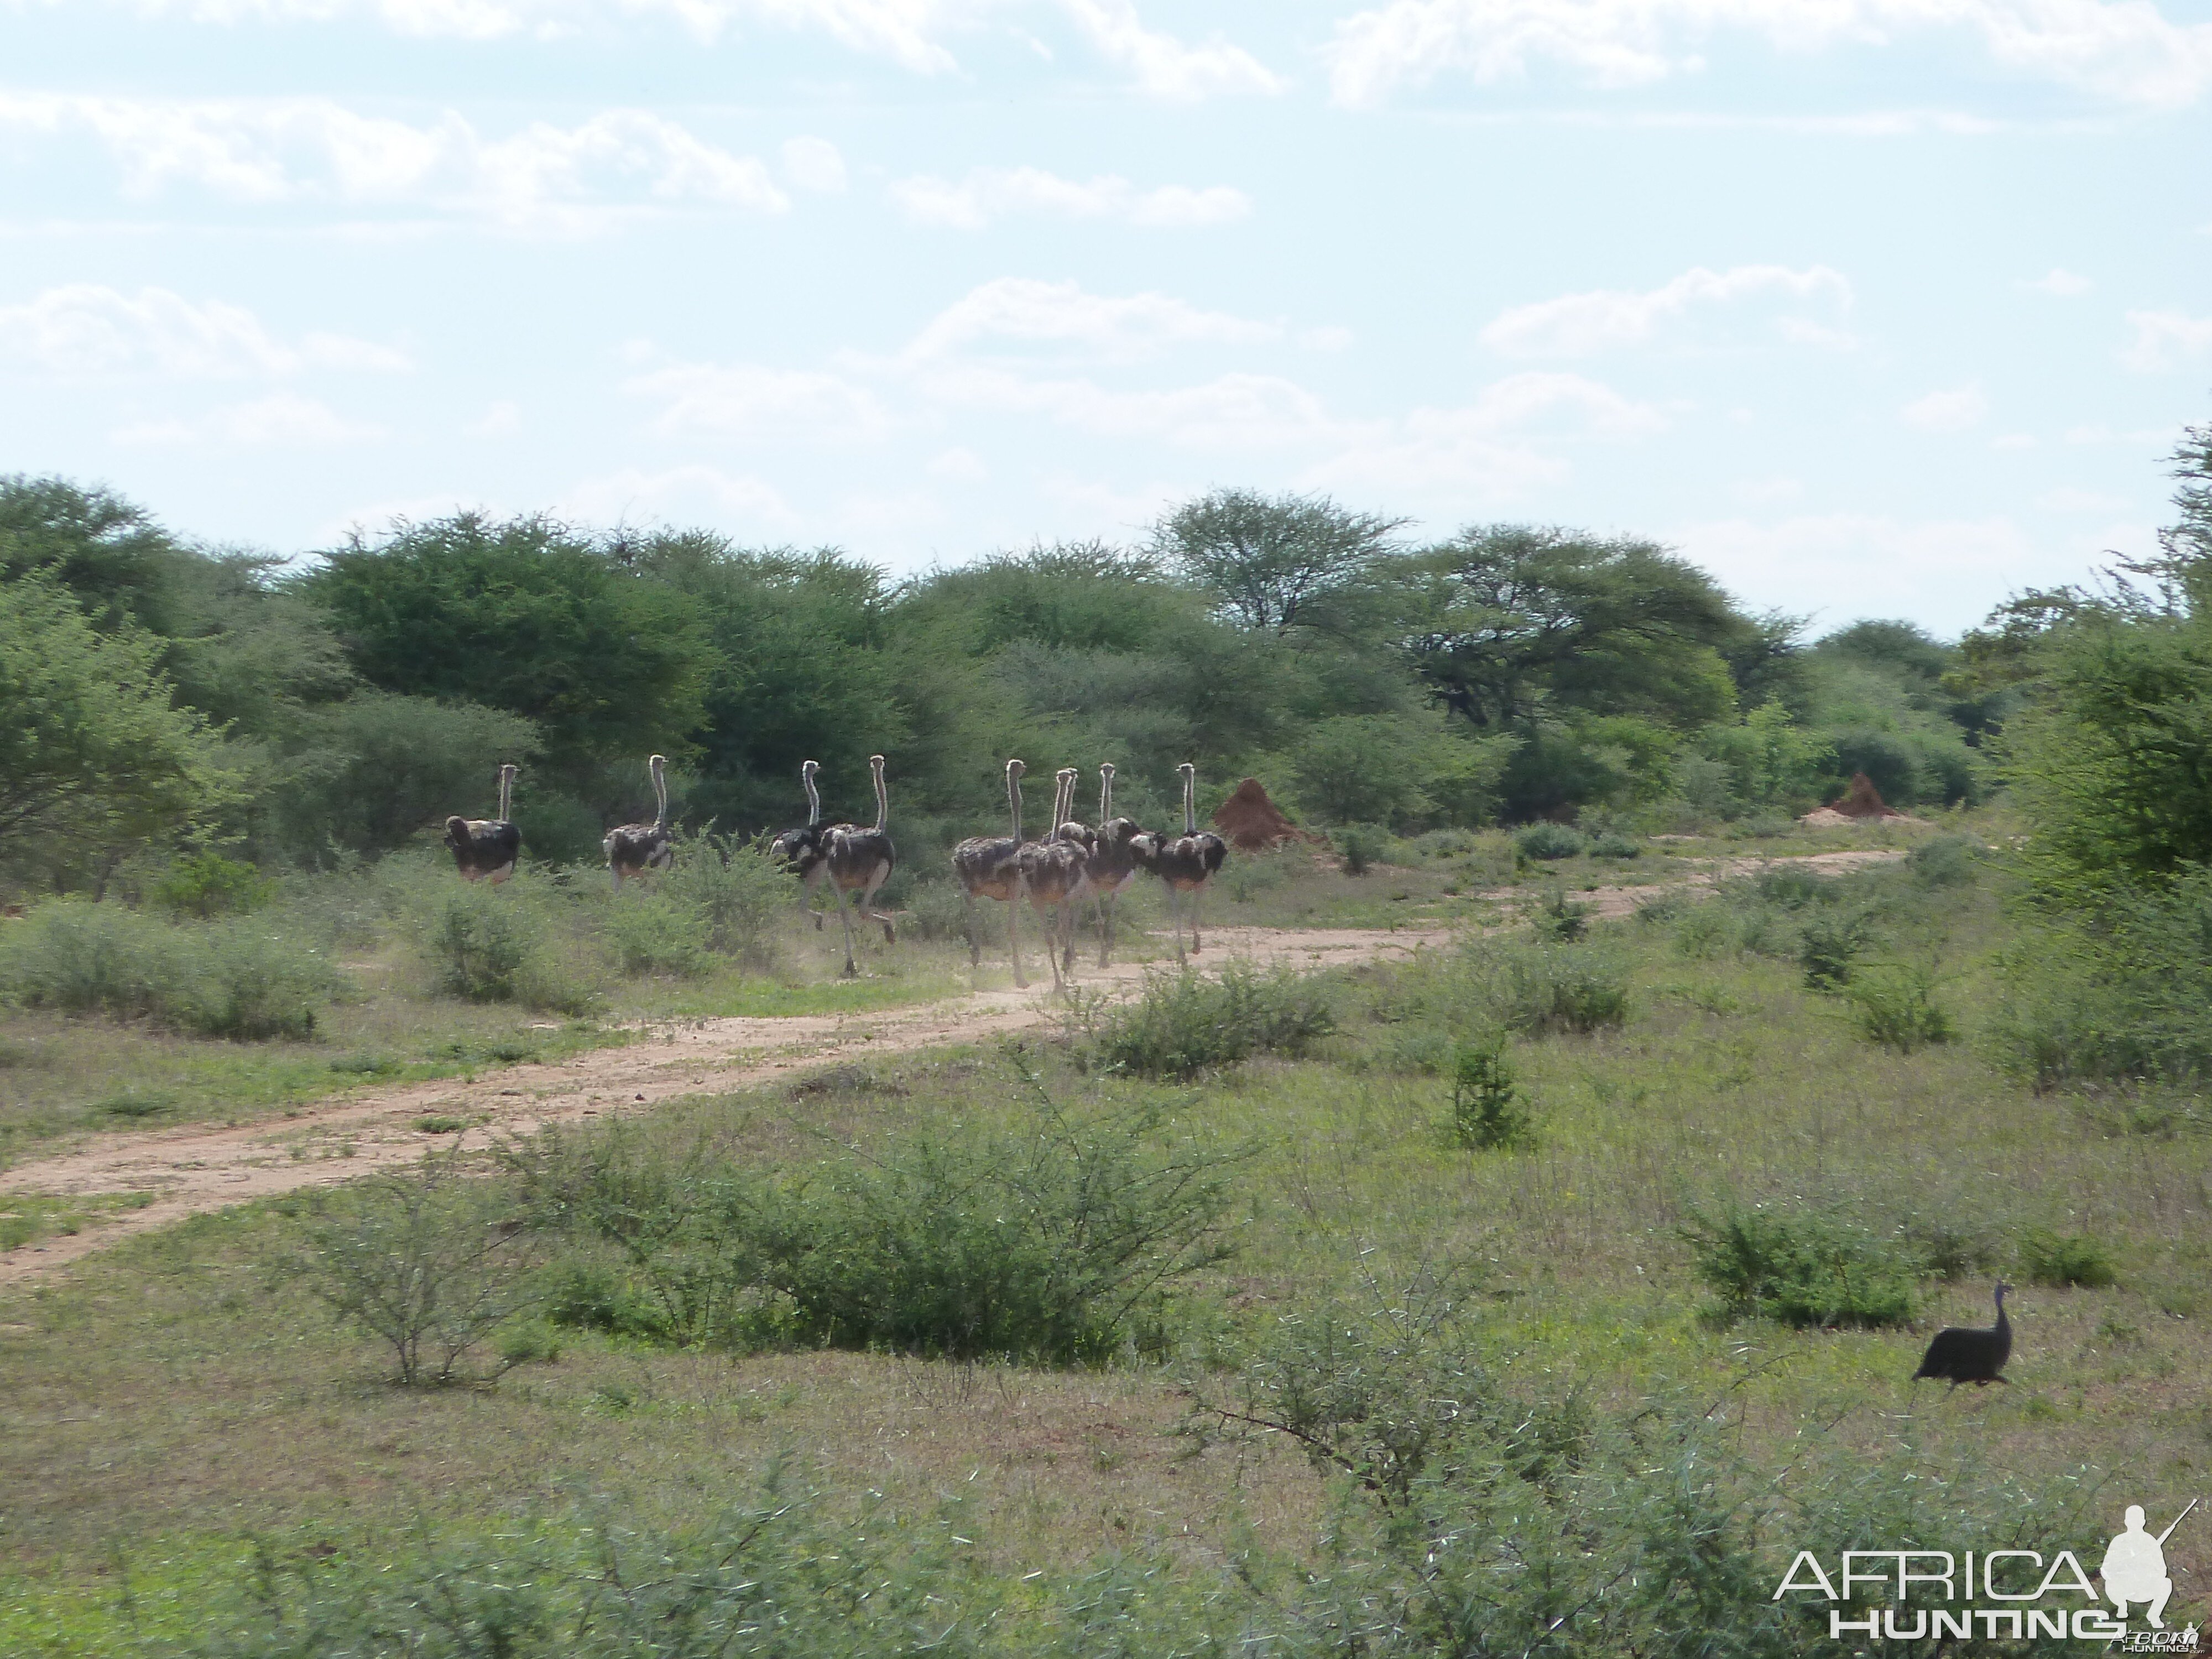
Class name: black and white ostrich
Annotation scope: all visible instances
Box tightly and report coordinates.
[604,753,675,889]
[820,753,898,977]
[769,759,831,929]
[951,759,1031,988]
[1913,1282,2013,1389]
[446,763,522,884]
[1019,767,1091,990]
[1083,763,1145,968]
[1133,762,1228,965]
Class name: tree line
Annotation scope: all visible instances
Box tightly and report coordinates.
[0,474,2006,891]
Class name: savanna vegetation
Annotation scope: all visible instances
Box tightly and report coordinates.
[3,421,2211,1655]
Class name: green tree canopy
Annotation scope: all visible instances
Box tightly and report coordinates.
[1152,489,1407,635]
[0,474,184,634]
[305,514,713,791]
[0,575,235,880]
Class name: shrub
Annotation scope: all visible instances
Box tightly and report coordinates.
[657,828,787,962]
[1907,832,1981,887]
[1681,1203,1921,1328]
[1844,963,1953,1052]
[1477,938,1629,1035]
[1088,963,1337,1079]
[1449,1040,1533,1151]
[1797,907,1877,989]
[286,1154,546,1384]
[149,848,276,917]
[900,877,972,942]
[2021,1229,2118,1288]
[524,1086,1245,1363]
[604,889,711,977]
[1530,886,1589,942]
[1515,822,1585,861]
[1336,822,1387,875]
[423,883,594,1014]
[1589,831,1640,859]
[0,899,338,1039]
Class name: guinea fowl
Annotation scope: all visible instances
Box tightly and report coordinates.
[446,763,521,884]
[770,759,830,929]
[604,754,676,889]
[1913,1282,2013,1387]
[951,759,1031,988]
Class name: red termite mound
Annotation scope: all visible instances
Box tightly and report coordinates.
[1800,771,1926,826]
[1211,778,1312,852]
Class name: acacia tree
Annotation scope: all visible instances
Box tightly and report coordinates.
[1151,489,1407,635]
[0,575,234,880]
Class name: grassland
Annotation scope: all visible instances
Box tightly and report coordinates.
[1,817,2201,1653]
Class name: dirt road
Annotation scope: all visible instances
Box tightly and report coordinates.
[0,845,1907,1287]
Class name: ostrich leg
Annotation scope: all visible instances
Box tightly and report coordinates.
[1191,886,1203,954]
[1008,880,1029,989]
[1169,888,1186,966]
[1097,891,1114,970]
[833,883,859,977]
[963,892,981,967]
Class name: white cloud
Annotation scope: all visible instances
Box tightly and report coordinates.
[0,93,788,230]
[1307,369,1664,492]
[1480,264,1852,357]
[2023,267,2093,295]
[919,365,1341,448]
[113,391,385,446]
[627,359,895,440]
[889,166,1249,228]
[926,446,989,479]
[1900,382,1989,431]
[1324,0,2212,110]
[1672,512,2046,630]
[2121,309,2212,371]
[781,135,848,192]
[2034,486,2131,512]
[899,276,1279,364]
[0,284,408,378]
[1054,0,1286,98]
[467,400,522,435]
[556,463,800,529]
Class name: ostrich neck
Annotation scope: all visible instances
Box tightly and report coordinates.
[653,768,668,828]
[1183,776,1196,836]
[1008,774,1022,840]
[1100,773,1112,821]
[872,766,888,835]
[805,775,821,826]
[498,771,511,821]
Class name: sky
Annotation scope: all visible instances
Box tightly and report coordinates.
[3,0,2210,635]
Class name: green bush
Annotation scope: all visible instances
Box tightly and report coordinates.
[1906,832,1981,887]
[658,828,787,962]
[0,898,338,1039]
[1530,886,1589,943]
[524,1088,1244,1363]
[1681,1203,1921,1328]
[899,877,972,942]
[2021,1229,2118,1288]
[1588,830,1640,859]
[1088,963,1337,1079]
[603,889,712,977]
[148,848,276,917]
[1843,963,1953,1052]
[1449,1040,1533,1151]
[1475,938,1629,1035]
[1797,907,1876,989]
[1515,822,1585,861]
[423,883,595,1014]
[1335,822,1387,875]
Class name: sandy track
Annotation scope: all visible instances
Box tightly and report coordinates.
[0,845,1906,1287]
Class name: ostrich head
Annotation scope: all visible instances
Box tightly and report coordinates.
[444,815,469,843]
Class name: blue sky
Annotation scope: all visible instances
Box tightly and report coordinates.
[3,0,2209,634]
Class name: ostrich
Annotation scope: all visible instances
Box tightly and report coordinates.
[951,759,1031,988]
[1019,768,1091,989]
[1913,1282,2013,1388]
[1132,762,1228,966]
[446,763,522,884]
[1083,763,1145,969]
[769,759,831,930]
[604,753,675,889]
[820,754,899,977]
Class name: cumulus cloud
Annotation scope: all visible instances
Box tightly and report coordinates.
[1307,371,1664,492]
[1054,0,1286,97]
[1324,0,2212,110]
[556,463,800,529]
[1480,264,1851,357]
[780,135,849,192]
[899,276,1279,364]
[889,166,1250,228]
[1900,382,1989,431]
[113,390,385,446]
[0,93,789,229]
[1672,512,2047,629]
[2023,267,2093,295]
[2120,309,2212,371]
[0,284,409,378]
[626,359,896,440]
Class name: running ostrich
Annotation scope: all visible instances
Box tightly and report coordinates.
[1083,763,1146,968]
[819,754,899,977]
[769,759,831,929]
[1133,762,1228,964]
[446,763,522,884]
[1019,768,1091,990]
[951,759,1032,988]
[604,753,676,889]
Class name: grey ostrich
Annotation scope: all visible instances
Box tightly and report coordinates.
[1083,763,1145,968]
[446,763,521,884]
[769,759,831,929]
[1019,768,1091,990]
[604,754,675,889]
[820,754,898,977]
[1132,762,1228,965]
[951,759,1032,989]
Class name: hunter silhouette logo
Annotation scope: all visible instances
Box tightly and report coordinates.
[1774,1498,2199,1645]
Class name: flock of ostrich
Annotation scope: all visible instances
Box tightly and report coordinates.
[444,753,1228,987]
